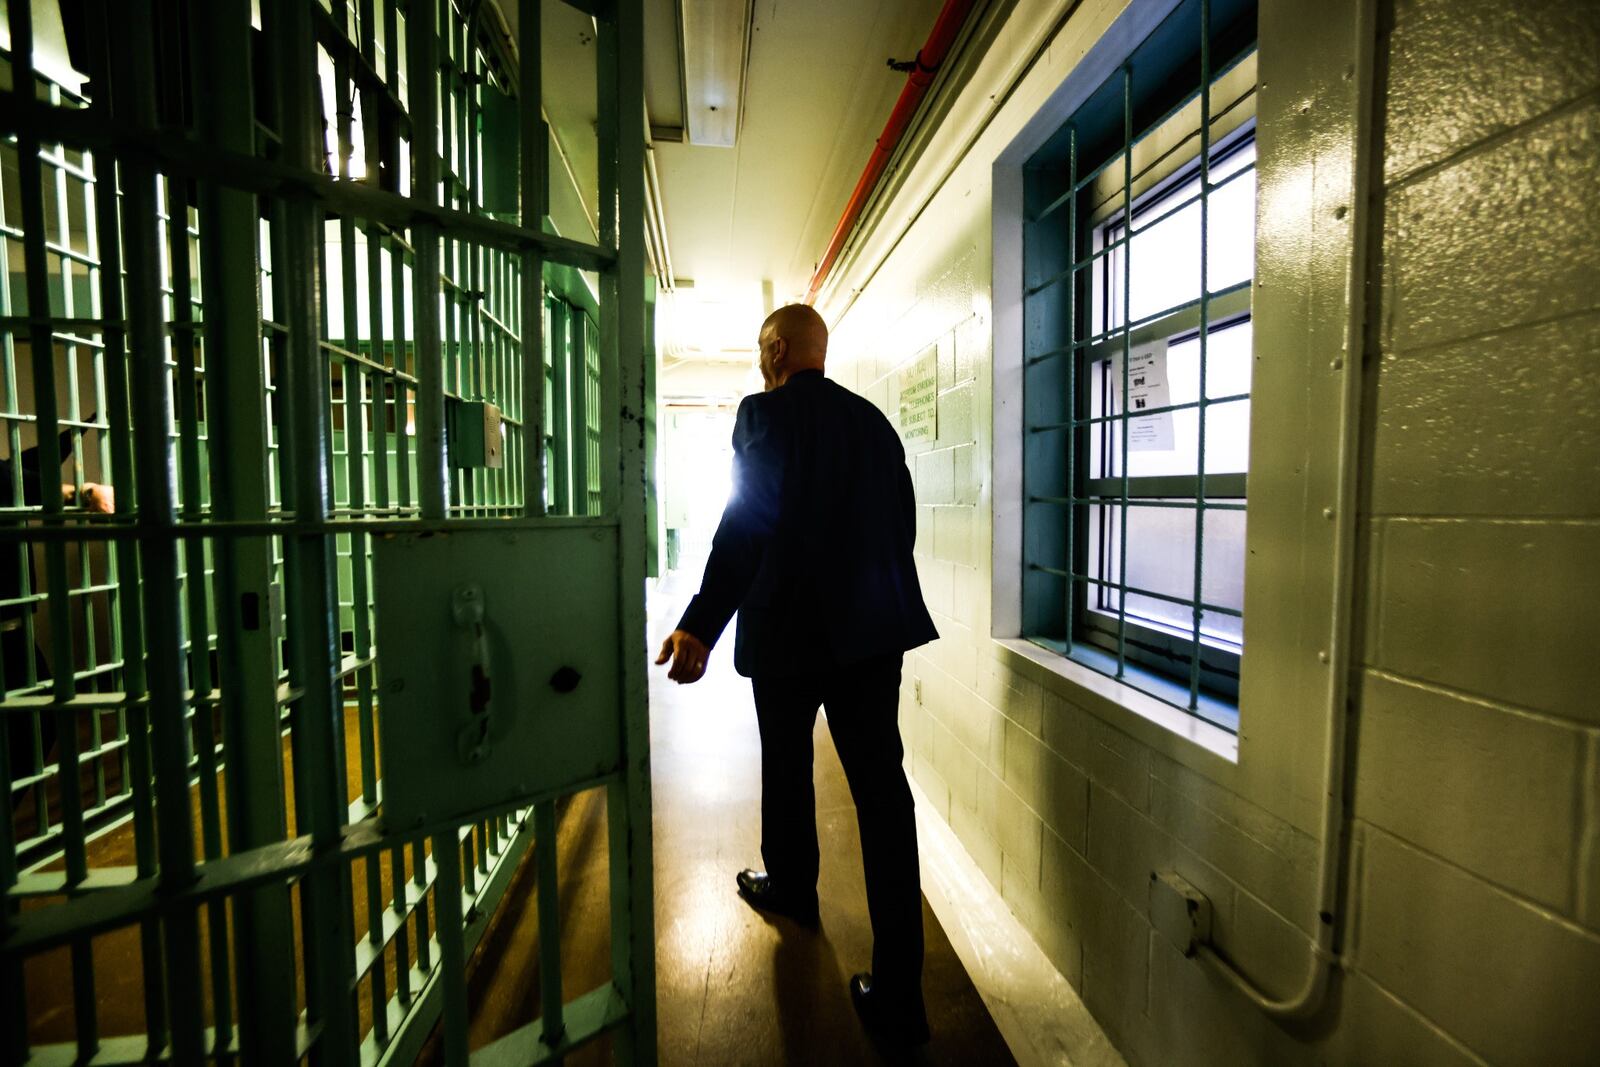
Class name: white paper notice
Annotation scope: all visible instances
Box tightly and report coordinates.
[1112,339,1174,451]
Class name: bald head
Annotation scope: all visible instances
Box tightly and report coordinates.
[757,303,828,390]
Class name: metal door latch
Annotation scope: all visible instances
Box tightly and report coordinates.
[452,582,493,765]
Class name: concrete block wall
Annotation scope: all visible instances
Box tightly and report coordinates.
[826,0,1600,1062]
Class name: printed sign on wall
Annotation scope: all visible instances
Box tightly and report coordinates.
[1112,339,1174,451]
[898,348,938,447]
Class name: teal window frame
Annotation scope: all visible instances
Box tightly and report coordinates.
[1020,0,1256,733]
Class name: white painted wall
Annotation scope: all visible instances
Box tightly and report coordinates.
[821,0,1600,1062]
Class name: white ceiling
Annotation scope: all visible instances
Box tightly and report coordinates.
[654,0,944,307]
[498,0,946,368]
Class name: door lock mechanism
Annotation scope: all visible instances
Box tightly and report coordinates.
[452,582,494,765]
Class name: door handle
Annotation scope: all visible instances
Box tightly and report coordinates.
[452,582,494,765]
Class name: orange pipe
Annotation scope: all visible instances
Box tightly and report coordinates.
[804,0,978,305]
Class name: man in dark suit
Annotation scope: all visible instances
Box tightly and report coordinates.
[655,303,939,1042]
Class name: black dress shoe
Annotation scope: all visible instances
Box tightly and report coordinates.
[849,972,931,1045]
[735,869,819,926]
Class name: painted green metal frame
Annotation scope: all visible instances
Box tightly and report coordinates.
[0,0,653,1064]
[1020,0,1255,727]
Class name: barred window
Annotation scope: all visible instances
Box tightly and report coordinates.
[1020,0,1256,731]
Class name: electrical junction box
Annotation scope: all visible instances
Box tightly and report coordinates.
[448,399,504,469]
[373,525,621,830]
[1150,869,1213,957]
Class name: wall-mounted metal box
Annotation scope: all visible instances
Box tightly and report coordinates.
[447,398,504,468]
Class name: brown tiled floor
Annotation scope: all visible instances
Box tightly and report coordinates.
[449,566,1016,1065]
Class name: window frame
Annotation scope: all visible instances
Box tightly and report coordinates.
[1014,2,1259,730]
[992,0,1374,840]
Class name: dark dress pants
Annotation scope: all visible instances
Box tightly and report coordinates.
[751,652,923,998]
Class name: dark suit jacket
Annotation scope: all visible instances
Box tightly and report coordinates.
[677,369,938,679]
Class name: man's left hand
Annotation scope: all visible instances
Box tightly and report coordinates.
[655,629,710,684]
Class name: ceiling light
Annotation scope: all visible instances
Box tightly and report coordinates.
[679,0,752,148]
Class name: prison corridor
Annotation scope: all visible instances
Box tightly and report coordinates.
[7,0,1599,1062]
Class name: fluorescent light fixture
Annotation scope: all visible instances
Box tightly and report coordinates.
[679,0,752,148]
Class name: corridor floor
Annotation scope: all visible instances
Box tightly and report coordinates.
[450,565,1018,1065]
[646,573,1016,1066]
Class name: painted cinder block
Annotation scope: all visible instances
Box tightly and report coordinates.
[932,710,981,812]
[1328,971,1485,1067]
[1039,684,1097,773]
[932,504,976,565]
[1369,310,1600,519]
[1088,784,1240,952]
[979,766,1044,892]
[1357,827,1600,1065]
[912,750,950,822]
[1354,670,1584,913]
[979,658,1045,737]
[951,441,981,506]
[1080,901,1154,1066]
[1144,932,1311,1067]
[1383,0,1600,183]
[952,562,982,629]
[1383,103,1600,353]
[933,618,980,691]
[1039,825,1093,984]
[1375,518,1600,724]
[950,794,1004,888]
[937,380,976,448]
[1226,889,1309,1004]
[914,504,934,558]
[1147,774,1318,926]
[915,555,956,619]
[915,445,956,505]
[954,313,988,386]
[943,671,990,759]
[1080,717,1153,814]
[1004,717,1090,850]
[1581,734,1600,934]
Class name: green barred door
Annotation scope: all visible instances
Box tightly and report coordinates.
[0,0,653,1064]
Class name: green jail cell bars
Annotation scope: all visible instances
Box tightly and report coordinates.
[0,0,655,1064]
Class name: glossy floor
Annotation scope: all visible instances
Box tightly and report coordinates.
[444,567,1017,1064]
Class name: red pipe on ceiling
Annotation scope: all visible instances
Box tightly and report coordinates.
[804,0,978,306]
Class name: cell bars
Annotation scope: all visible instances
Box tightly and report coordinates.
[1021,0,1255,722]
[0,1,652,1065]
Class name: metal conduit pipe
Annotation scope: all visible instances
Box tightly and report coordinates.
[803,0,978,304]
[1193,0,1379,1021]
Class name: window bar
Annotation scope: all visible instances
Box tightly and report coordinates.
[1188,0,1213,711]
[433,827,470,1066]
[463,32,484,516]
[551,299,571,514]
[271,0,360,1059]
[191,1,301,1057]
[81,1,167,1045]
[332,3,392,1039]
[0,686,20,1062]
[411,0,447,523]
[106,1,210,1059]
[520,0,547,518]
[597,14,622,518]
[10,0,100,1054]
[1114,64,1133,681]
[52,139,106,817]
[392,233,415,511]
[168,169,236,1054]
[1064,124,1077,650]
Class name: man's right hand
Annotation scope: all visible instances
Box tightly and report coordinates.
[655,629,710,685]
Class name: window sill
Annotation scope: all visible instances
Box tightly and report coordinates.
[993,637,1240,766]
